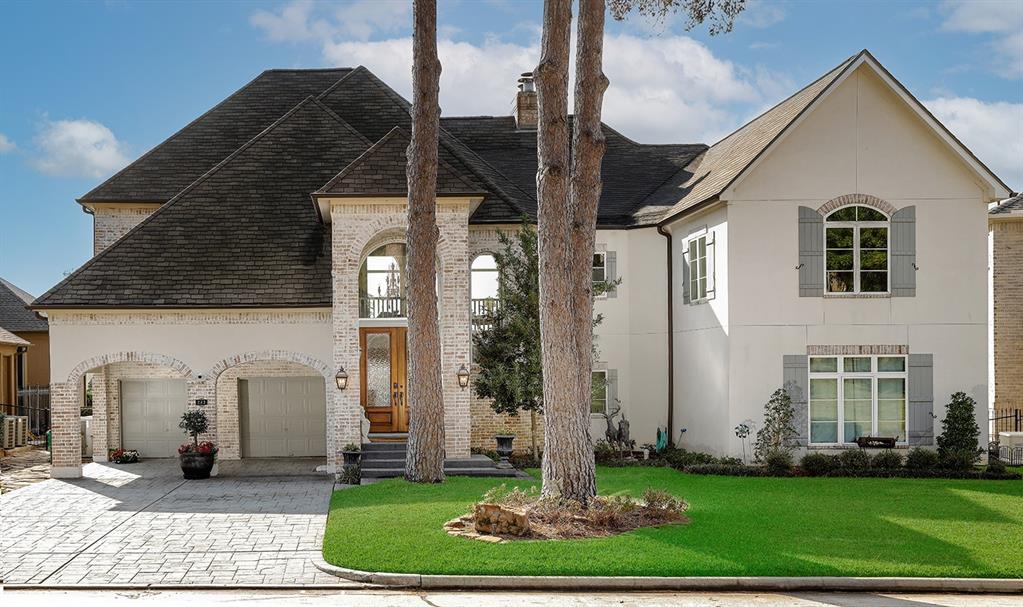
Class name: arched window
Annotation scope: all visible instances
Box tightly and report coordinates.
[470,254,499,322]
[359,243,407,318]
[825,205,889,293]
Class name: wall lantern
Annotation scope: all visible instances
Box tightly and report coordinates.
[456,364,470,390]
[335,366,349,391]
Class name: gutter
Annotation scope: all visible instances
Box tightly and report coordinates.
[656,223,674,446]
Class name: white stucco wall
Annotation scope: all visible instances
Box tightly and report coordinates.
[592,228,670,447]
[668,63,991,456]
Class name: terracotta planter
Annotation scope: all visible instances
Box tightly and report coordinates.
[179,452,215,480]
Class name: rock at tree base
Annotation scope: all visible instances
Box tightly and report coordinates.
[473,502,530,536]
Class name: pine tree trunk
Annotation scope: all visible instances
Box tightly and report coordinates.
[530,408,539,460]
[405,0,445,483]
[536,0,596,502]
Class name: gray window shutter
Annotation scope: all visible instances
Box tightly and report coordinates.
[607,369,619,413]
[891,205,916,297]
[705,232,716,299]
[783,355,808,446]
[681,248,691,304]
[908,353,934,445]
[605,251,618,299]
[798,206,824,297]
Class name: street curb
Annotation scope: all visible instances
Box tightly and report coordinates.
[2,583,375,591]
[311,559,1023,593]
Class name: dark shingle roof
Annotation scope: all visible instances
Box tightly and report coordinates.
[317,127,485,196]
[440,116,706,225]
[0,278,47,331]
[991,193,1023,214]
[79,68,353,203]
[36,98,369,308]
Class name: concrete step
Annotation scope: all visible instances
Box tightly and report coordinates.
[361,442,407,453]
[361,455,499,470]
[361,466,520,479]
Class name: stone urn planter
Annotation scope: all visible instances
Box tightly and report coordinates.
[179,449,216,480]
[340,443,362,485]
[494,434,515,469]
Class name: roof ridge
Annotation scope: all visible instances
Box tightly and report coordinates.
[36,96,346,308]
[0,278,36,305]
[264,67,354,73]
[316,126,405,193]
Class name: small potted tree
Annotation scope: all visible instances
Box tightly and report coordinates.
[178,409,217,480]
[340,443,361,485]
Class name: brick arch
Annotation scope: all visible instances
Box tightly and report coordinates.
[205,350,333,381]
[817,193,897,217]
[66,351,194,385]
[345,216,459,269]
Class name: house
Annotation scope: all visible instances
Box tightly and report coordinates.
[0,278,49,405]
[34,50,1011,478]
[0,326,30,413]
[990,194,1023,432]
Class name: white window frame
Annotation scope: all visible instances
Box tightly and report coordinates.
[592,251,607,299]
[683,228,715,304]
[591,369,609,415]
[807,355,908,445]
[824,206,890,295]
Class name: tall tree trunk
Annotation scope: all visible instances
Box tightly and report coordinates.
[537,0,595,502]
[530,408,539,461]
[405,0,445,483]
[568,0,608,491]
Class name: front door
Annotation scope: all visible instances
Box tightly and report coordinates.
[359,327,408,433]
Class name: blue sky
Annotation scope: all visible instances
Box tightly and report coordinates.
[1,0,1021,297]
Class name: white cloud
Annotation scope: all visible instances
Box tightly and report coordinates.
[324,32,788,145]
[0,133,15,153]
[925,96,1023,190]
[737,0,786,29]
[251,0,408,43]
[31,119,130,179]
[940,0,1023,78]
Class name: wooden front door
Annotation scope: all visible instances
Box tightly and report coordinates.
[359,327,408,433]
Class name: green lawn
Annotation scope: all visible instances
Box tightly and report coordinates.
[322,466,1023,578]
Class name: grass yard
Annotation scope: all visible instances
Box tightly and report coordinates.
[322,466,1023,578]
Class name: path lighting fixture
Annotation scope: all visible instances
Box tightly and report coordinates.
[456,364,470,390]
[335,366,349,391]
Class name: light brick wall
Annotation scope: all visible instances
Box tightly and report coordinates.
[993,219,1023,415]
[331,200,473,466]
[215,360,323,460]
[470,393,544,454]
[92,206,158,254]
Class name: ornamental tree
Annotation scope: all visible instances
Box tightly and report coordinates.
[936,391,981,459]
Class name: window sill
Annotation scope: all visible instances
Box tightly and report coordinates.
[823,292,890,299]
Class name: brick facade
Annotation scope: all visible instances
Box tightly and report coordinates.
[816,193,897,217]
[993,218,1023,416]
[92,205,159,254]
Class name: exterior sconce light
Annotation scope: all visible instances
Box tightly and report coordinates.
[456,364,470,390]
[335,366,349,391]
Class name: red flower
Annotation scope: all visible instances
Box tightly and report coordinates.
[197,441,217,455]
[178,443,193,455]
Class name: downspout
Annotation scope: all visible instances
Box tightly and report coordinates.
[656,223,674,446]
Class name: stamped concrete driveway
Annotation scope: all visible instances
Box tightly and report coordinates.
[0,459,350,586]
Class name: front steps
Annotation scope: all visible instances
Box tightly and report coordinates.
[360,441,519,479]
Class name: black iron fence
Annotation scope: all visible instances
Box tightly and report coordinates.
[989,408,1022,465]
[15,385,50,437]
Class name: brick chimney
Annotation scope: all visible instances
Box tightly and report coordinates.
[513,72,536,130]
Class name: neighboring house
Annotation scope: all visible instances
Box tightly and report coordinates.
[0,326,30,413]
[990,194,1023,430]
[33,50,1010,478]
[0,278,49,390]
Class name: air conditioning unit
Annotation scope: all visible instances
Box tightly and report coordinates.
[12,416,28,446]
[0,417,14,449]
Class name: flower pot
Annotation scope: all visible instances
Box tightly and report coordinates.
[494,434,515,469]
[179,452,215,480]
[340,450,361,485]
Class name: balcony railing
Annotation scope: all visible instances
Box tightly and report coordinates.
[471,298,501,332]
[360,295,406,319]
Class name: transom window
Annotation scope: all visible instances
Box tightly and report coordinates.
[808,355,907,444]
[825,205,889,293]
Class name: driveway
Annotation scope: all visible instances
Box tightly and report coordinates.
[0,459,350,586]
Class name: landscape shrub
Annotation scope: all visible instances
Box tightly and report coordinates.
[986,457,1007,475]
[825,468,1021,480]
[905,447,940,469]
[936,391,981,463]
[800,452,841,476]
[940,448,979,471]
[662,447,718,469]
[837,449,871,470]
[753,388,799,463]
[871,450,903,469]
[684,464,777,477]
[764,450,794,474]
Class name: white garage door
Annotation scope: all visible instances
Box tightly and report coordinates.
[121,379,188,457]
[239,377,326,457]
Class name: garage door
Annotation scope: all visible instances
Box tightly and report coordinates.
[239,377,326,457]
[121,379,188,457]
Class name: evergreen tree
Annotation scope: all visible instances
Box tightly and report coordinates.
[753,388,798,462]
[936,391,981,458]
